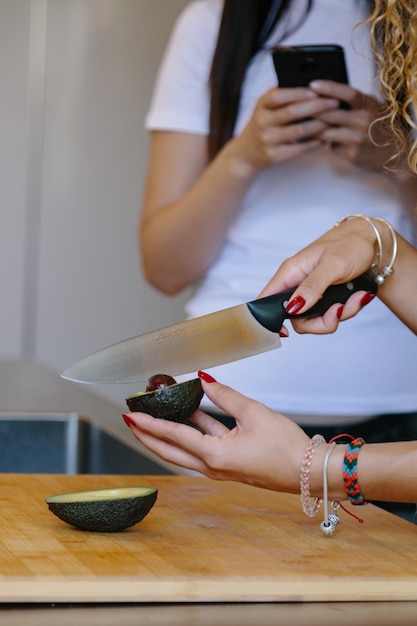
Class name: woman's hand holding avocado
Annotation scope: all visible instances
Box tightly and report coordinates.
[124,375,315,495]
[123,373,417,505]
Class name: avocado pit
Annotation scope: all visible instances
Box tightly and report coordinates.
[126,374,204,423]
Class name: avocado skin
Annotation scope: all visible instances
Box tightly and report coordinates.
[126,378,204,423]
[46,489,157,532]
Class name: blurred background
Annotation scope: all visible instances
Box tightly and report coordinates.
[1,0,191,408]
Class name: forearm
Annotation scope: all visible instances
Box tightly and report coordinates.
[309,441,417,504]
[357,442,417,503]
[140,136,258,294]
[140,85,331,295]
[377,228,417,334]
[388,147,417,236]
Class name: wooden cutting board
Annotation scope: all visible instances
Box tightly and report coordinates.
[0,473,417,603]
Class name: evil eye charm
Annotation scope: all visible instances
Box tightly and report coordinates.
[328,512,340,526]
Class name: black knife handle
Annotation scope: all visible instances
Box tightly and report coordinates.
[246,272,378,333]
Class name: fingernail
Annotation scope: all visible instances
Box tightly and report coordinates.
[360,292,376,307]
[198,370,217,383]
[337,305,344,320]
[122,413,136,427]
[285,295,306,315]
[279,328,289,338]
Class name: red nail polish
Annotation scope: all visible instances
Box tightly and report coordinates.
[337,305,344,319]
[122,413,136,427]
[279,328,289,338]
[198,370,217,383]
[360,292,376,307]
[286,295,306,315]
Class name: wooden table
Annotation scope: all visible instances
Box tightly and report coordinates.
[1,360,417,621]
[1,602,417,626]
[1,473,417,604]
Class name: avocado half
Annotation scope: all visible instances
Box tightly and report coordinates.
[45,486,157,532]
[126,377,204,423]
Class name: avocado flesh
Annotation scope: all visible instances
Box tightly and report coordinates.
[126,378,204,423]
[45,486,157,532]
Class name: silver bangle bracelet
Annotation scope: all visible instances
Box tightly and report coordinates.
[334,213,397,285]
[372,217,398,285]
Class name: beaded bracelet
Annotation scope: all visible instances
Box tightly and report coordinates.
[343,437,367,506]
[300,434,326,517]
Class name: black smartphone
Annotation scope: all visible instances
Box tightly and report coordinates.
[272,44,350,108]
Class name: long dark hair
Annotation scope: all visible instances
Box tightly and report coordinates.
[208,0,312,159]
[208,0,373,160]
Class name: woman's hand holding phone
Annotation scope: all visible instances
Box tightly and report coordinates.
[230,86,339,174]
[310,81,397,172]
[271,45,397,171]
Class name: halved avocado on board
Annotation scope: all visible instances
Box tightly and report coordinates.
[45,486,157,532]
[126,375,204,423]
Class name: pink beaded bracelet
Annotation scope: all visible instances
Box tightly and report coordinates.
[300,434,326,517]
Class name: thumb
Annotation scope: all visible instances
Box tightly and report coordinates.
[199,378,257,422]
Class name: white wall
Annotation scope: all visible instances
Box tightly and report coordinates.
[2,0,191,406]
[0,0,30,356]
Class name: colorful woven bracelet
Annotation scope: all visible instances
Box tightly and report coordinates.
[343,437,367,505]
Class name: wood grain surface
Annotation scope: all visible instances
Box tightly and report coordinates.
[0,473,416,603]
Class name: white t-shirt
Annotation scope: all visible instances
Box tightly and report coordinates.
[145,0,417,422]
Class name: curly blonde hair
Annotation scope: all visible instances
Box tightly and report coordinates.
[368,1,417,172]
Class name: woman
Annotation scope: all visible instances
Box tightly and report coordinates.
[123,1,417,509]
[140,0,417,441]
[123,215,417,508]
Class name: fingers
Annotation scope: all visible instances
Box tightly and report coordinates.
[284,270,342,314]
[133,428,207,474]
[199,380,261,424]
[189,410,231,436]
[240,87,342,170]
[190,411,230,437]
[290,292,372,334]
[124,412,209,472]
[263,86,319,108]
[127,411,201,447]
[309,80,364,110]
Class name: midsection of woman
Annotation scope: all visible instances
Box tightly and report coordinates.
[143,0,417,422]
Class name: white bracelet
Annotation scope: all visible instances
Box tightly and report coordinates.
[320,442,339,536]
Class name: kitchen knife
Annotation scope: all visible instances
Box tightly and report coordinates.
[62,273,377,384]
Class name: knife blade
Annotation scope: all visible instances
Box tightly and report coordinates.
[61,273,377,384]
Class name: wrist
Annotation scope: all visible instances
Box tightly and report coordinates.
[222,135,263,181]
[334,214,398,285]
